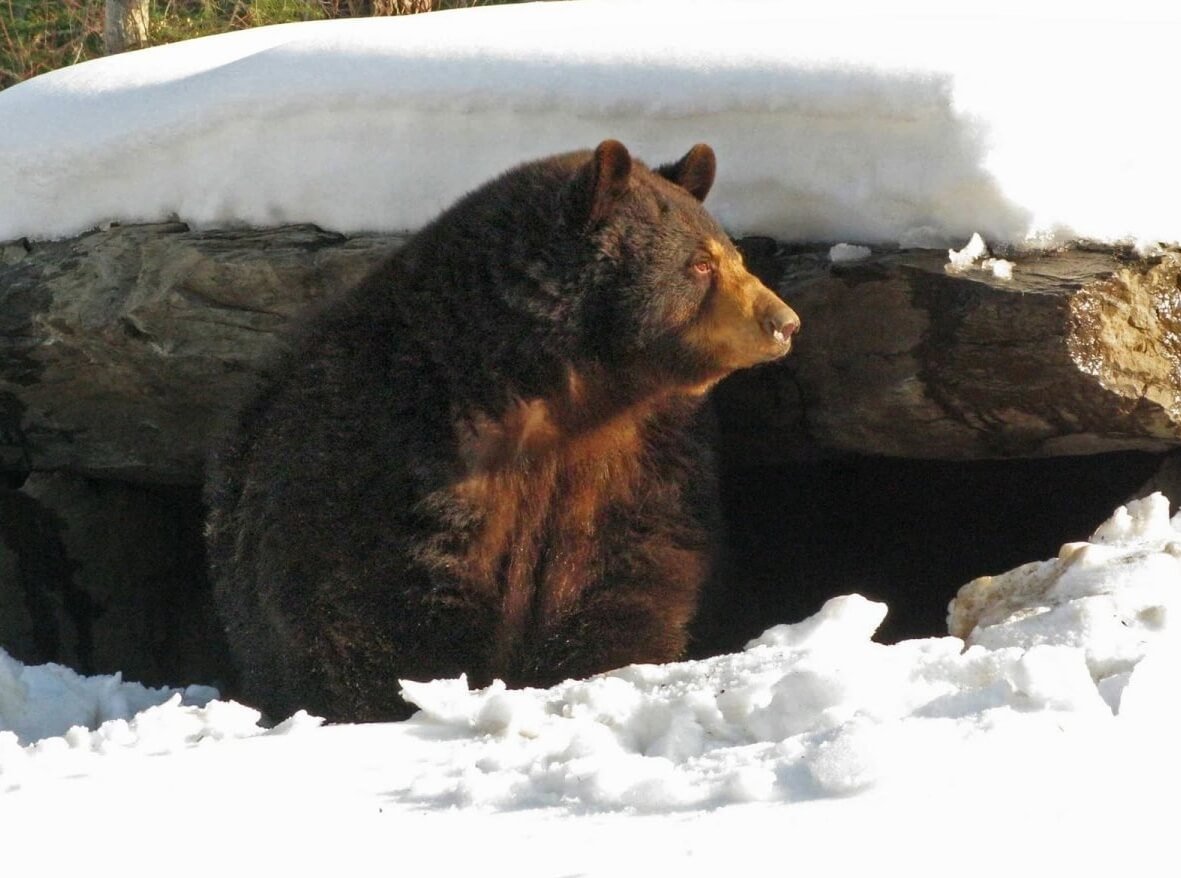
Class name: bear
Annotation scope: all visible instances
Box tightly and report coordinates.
[204,140,799,723]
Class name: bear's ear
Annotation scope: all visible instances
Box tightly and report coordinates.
[568,139,633,229]
[657,143,716,202]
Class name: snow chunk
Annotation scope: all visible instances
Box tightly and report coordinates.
[747,593,886,650]
[0,648,217,746]
[987,257,1014,279]
[828,243,872,263]
[0,699,323,793]
[949,493,1181,684]
[946,232,1015,279]
[1091,491,1177,544]
[947,231,989,270]
[0,649,324,785]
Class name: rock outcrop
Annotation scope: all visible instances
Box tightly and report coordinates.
[0,223,399,483]
[717,245,1181,464]
[2,225,1178,484]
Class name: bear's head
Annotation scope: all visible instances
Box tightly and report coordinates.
[566,139,800,395]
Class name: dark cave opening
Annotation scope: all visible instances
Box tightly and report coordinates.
[693,450,1169,656]
[0,451,1171,687]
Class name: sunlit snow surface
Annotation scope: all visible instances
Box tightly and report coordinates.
[2,495,1179,874]
[2,0,1180,246]
[3,2,1181,870]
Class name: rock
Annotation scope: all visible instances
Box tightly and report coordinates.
[2,227,1179,481]
[718,245,1181,463]
[0,223,401,483]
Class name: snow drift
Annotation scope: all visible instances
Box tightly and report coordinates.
[4,494,1179,819]
[1,0,1179,247]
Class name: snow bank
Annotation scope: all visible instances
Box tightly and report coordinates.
[0,648,321,757]
[950,493,1181,693]
[385,491,1171,813]
[0,652,321,791]
[2,494,1177,820]
[2,0,1179,246]
[381,493,1181,812]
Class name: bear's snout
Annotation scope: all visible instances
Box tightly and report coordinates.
[760,299,800,351]
[746,278,799,362]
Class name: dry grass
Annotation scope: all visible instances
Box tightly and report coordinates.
[0,0,541,90]
[0,0,104,88]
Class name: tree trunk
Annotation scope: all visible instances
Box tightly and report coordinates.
[104,0,150,55]
[384,0,433,13]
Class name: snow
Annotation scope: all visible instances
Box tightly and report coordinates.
[3,1,1181,871]
[828,243,872,263]
[2,0,1180,247]
[0,653,218,745]
[950,493,1181,684]
[946,230,1015,278]
[988,258,1014,280]
[3,494,1180,873]
[947,231,989,269]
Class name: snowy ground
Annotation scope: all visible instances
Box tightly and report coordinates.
[2,494,1180,873]
[2,0,1180,248]
[3,2,1181,872]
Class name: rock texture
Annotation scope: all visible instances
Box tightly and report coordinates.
[2,225,1178,485]
[716,246,1181,464]
[0,223,399,483]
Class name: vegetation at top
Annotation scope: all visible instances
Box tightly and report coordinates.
[0,0,541,90]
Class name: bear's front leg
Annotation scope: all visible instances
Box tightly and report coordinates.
[511,533,713,687]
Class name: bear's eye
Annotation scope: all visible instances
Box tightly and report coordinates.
[691,259,714,278]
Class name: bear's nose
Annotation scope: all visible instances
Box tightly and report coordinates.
[761,303,800,347]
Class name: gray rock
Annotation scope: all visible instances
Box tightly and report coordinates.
[0,223,401,483]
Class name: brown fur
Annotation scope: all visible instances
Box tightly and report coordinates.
[205,141,799,722]
[455,369,660,679]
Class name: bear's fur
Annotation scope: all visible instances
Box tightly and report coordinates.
[205,140,799,722]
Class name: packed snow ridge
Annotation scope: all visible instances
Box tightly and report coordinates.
[1,0,1179,247]
[3,494,1179,814]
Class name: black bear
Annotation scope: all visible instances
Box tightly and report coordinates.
[205,140,799,722]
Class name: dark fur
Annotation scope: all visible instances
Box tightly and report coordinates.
[205,141,798,722]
